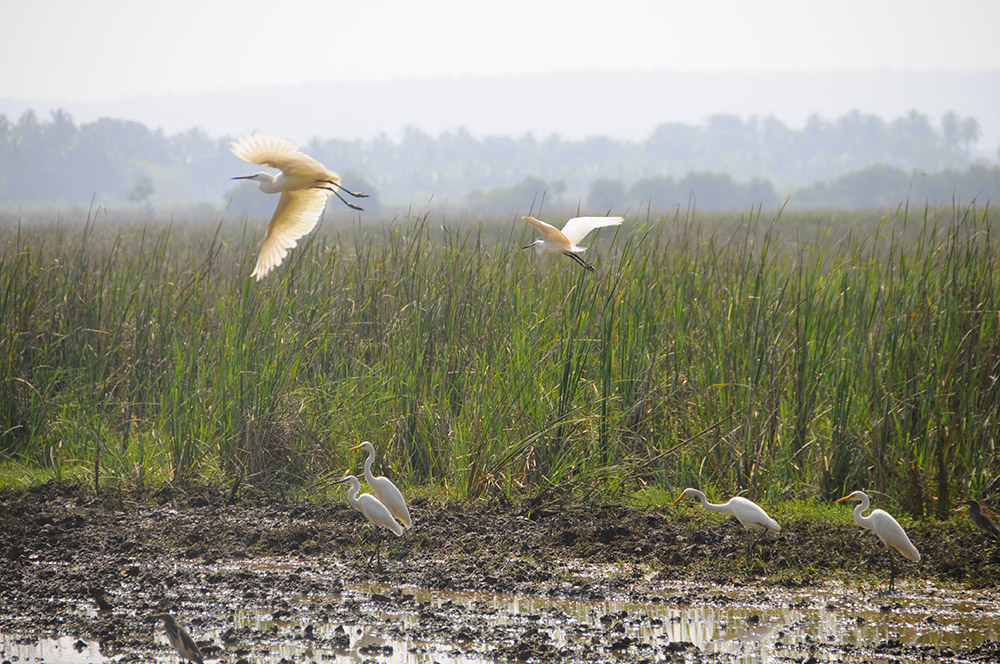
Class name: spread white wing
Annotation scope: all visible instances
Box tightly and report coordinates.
[251,188,330,280]
[230,132,332,179]
[522,216,570,245]
[560,216,624,246]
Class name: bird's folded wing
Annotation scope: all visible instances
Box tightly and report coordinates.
[230,132,329,177]
[251,189,330,280]
[522,216,570,245]
[560,216,624,245]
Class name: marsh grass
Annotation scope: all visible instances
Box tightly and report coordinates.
[1,203,997,516]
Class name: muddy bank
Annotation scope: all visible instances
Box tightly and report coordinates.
[1,481,998,663]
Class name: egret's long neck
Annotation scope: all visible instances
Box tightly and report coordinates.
[853,495,872,528]
[345,479,361,507]
[363,449,376,483]
[693,490,729,514]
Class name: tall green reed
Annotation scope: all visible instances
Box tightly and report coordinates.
[0,204,997,515]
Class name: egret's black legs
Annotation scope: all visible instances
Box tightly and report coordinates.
[314,179,369,198]
[365,528,383,569]
[564,252,595,272]
[888,549,897,593]
[312,185,364,211]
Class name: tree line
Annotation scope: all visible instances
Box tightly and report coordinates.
[0,108,996,213]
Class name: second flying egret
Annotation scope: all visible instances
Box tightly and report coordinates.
[672,488,781,559]
[337,474,403,567]
[230,132,368,281]
[837,490,920,592]
[521,215,624,271]
[350,441,412,529]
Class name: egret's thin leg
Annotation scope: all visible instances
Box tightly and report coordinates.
[754,530,768,557]
[888,550,896,592]
[315,179,369,198]
[366,528,381,567]
[313,185,364,210]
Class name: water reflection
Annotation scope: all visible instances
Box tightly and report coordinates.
[3,581,998,664]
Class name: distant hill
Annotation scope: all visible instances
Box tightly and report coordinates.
[2,70,998,154]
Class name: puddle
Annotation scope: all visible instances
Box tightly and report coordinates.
[5,579,999,664]
[0,634,110,663]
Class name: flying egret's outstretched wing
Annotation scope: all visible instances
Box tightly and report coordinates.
[230,132,331,178]
[251,188,330,280]
[522,216,570,245]
[560,216,624,246]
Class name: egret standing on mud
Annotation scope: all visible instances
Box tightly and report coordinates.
[337,474,403,568]
[350,441,412,529]
[151,613,204,664]
[521,215,624,271]
[230,132,368,281]
[672,488,781,560]
[837,490,920,592]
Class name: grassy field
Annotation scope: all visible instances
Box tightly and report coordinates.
[1,203,997,519]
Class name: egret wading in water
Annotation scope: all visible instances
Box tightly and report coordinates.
[350,441,412,529]
[521,215,624,271]
[672,488,781,560]
[230,132,368,280]
[337,474,403,568]
[837,490,920,593]
[960,499,1000,540]
[151,613,204,664]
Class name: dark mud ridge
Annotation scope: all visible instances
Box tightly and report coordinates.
[2,482,998,663]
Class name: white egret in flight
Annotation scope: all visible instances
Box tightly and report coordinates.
[521,215,623,271]
[837,490,920,592]
[350,441,413,529]
[672,488,781,559]
[337,474,403,567]
[151,613,204,664]
[230,132,368,280]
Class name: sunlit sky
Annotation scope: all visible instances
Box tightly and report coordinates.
[2,0,999,102]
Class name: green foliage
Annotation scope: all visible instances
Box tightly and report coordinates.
[0,205,998,516]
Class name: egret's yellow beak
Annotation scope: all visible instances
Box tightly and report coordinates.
[835,495,852,503]
[671,495,684,506]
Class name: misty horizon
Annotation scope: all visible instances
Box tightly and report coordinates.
[3,70,999,157]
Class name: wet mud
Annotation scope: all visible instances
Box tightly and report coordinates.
[2,481,999,663]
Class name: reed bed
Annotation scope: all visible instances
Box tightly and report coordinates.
[1,204,997,517]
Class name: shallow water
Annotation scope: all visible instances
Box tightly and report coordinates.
[3,577,998,664]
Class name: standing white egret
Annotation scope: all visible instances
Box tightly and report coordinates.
[521,215,624,271]
[672,488,781,559]
[151,613,204,664]
[337,474,402,567]
[837,490,920,592]
[350,441,412,529]
[230,132,368,281]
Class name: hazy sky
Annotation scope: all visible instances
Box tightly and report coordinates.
[2,0,999,102]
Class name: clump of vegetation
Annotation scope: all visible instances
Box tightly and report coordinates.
[0,203,997,519]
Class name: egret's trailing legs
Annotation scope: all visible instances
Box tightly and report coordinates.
[564,251,596,272]
[313,179,369,211]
